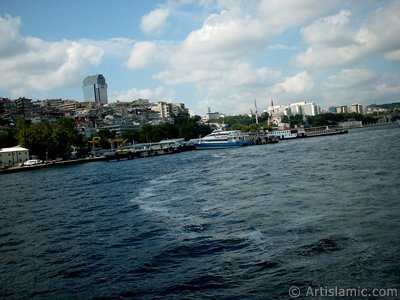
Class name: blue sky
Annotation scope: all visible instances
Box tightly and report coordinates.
[0,0,399,115]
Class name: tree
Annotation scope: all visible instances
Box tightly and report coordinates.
[0,128,17,148]
[27,121,53,159]
[96,129,116,149]
[15,117,30,147]
[138,123,154,143]
[289,114,304,128]
[121,129,140,144]
[51,118,82,159]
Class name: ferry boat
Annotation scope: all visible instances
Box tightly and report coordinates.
[194,130,254,150]
[298,126,348,137]
[267,126,348,140]
[267,128,298,139]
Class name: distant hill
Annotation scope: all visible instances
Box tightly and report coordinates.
[367,102,400,110]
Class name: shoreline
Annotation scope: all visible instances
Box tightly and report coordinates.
[0,156,107,175]
[1,123,397,175]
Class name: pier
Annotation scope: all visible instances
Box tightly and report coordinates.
[104,138,195,161]
[0,139,195,174]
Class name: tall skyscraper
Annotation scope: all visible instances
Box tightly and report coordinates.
[82,74,108,105]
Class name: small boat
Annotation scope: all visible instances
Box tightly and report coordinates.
[194,130,254,150]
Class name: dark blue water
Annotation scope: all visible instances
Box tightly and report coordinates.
[1,126,399,299]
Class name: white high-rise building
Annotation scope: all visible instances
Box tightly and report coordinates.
[290,101,320,116]
[351,103,363,114]
[268,100,320,126]
[337,105,348,113]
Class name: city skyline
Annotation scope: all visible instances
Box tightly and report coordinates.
[0,0,399,115]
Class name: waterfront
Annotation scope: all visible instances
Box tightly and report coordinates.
[0,125,399,299]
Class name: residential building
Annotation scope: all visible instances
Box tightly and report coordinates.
[152,101,172,119]
[328,106,337,113]
[337,105,348,113]
[289,101,320,116]
[171,103,188,115]
[268,101,320,118]
[15,97,33,116]
[82,74,108,105]
[0,98,16,123]
[267,101,320,126]
[98,124,140,137]
[351,103,364,114]
[202,111,225,123]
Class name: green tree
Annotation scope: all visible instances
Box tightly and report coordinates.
[0,128,17,148]
[15,117,30,147]
[175,114,212,139]
[52,118,83,159]
[96,129,116,149]
[26,121,53,159]
[289,114,304,127]
[139,123,154,143]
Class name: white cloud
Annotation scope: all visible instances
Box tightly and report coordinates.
[321,68,400,106]
[110,86,171,102]
[125,41,157,69]
[149,0,342,114]
[192,62,283,114]
[0,15,104,97]
[294,1,400,69]
[258,0,341,29]
[2,1,399,114]
[300,10,353,47]
[272,71,314,95]
[111,88,154,101]
[153,9,269,85]
[140,7,170,34]
[355,1,400,53]
[385,49,400,62]
[324,68,376,89]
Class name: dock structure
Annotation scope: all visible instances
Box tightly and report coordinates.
[250,133,279,145]
[105,138,195,161]
[0,135,278,174]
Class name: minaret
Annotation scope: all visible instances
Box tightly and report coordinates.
[268,97,274,125]
[271,98,274,113]
[254,99,259,125]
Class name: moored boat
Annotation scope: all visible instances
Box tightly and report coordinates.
[194,130,254,150]
[267,126,348,140]
[267,128,298,139]
[296,126,348,137]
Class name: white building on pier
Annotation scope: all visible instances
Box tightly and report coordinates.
[0,146,29,167]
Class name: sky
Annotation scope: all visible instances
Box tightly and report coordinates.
[0,0,399,115]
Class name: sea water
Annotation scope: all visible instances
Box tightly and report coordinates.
[1,125,399,299]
